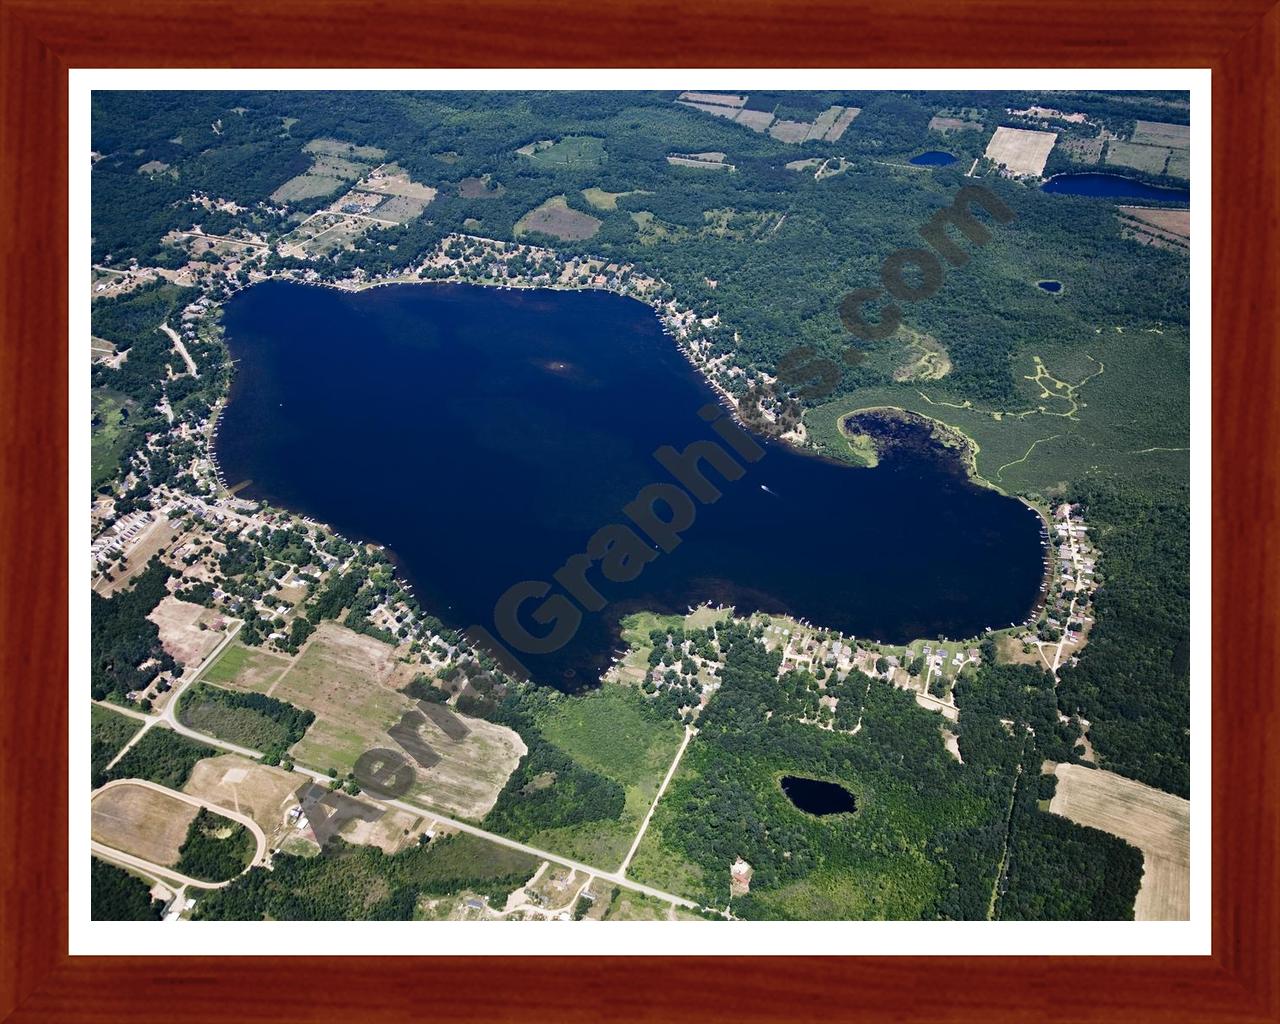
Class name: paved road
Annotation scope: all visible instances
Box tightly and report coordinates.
[93,777,269,868]
[103,612,701,911]
[91,841,232,891]
[619,725,694,876]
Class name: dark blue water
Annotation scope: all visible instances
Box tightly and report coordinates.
[910,151,957,167]
[217,281,1044,688]
[781,776,857,815]
[1037,281,1062,293]
[1041,172,1189,203]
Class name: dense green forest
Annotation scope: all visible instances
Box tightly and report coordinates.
[173,808,256,882]
[177,683,315,762]
[1057,478,1191,796]
[105,726,215,789]
[91,90,1189,405]
[195,833,538,920]
[91,858,164,920]
[91,559,175,702]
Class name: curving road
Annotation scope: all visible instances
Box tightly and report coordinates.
[105,619,702,911]
[92,778,269,889]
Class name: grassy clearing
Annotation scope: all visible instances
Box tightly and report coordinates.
[524,683,683,868]
[517,136,606,170]
[91,389,137,487]
[581,187,647,211]
[200,640,290,694]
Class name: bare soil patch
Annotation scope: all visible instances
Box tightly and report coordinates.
[984,126,1058,177]
[183,754,303,839]
[514,196,602,241]
[147,595,227,669]
[92,783,199,866]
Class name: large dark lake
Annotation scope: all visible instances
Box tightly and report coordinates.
[218,281,1044,689]
[1041,172,1190,203]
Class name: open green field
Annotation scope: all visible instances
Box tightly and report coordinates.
[199,640,290,694]
[807,328,1189,497]
[517,135,606,170]
[91,389,137,487]
[91,704,142,784]
[523,683,684,868]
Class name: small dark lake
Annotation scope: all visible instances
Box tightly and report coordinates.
[1037,280,1063,293]
[1041,172,1190,203]
[910,151,957,166]
[780,775,857,816]
[217,281,1044,689]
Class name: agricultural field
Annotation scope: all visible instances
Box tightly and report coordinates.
[514,195,602,242]
[146,595,227,669]
[666,151,734,171]
[1049,764,1190,920]
[516,135,606,170]
[1104,140,1174,177]
[277,212,377,258]
[274,623,523,818]
[929,110,984,134]
[984,126,1058,177]
[183,754,304,839]
[92,783,199,866]
[1118,206,1190,251]
[200,640,291,694]
[271,137,385,204]
[1057,137,1105,165]
[1130,120,1190,150]
[91,704,142,784]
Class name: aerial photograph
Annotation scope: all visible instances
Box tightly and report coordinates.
[87,88,1192,924]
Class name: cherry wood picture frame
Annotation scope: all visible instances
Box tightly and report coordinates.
[2,1,1276,1020]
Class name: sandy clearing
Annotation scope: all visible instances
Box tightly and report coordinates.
[92,783,199,866]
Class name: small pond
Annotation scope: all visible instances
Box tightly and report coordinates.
[780,775,857,816]
[909,150,958,167]
[1037,280,1063,293]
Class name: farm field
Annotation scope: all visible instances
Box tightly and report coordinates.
[271,137,385,203]
[1130,120,1190,149]
[1105,140,1173,176]
[274,623,523,818]
[666,152,734,171]
[1118,206,1191,250]
[92,782,198,866]
[984,126,1058,176]
[200,640,291,694]
[146,595,227,669]
[514,195,602,241]
[1049,764,1190,920]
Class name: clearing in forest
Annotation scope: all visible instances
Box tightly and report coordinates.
[514,196,602,241]
[984,126,1058,177]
